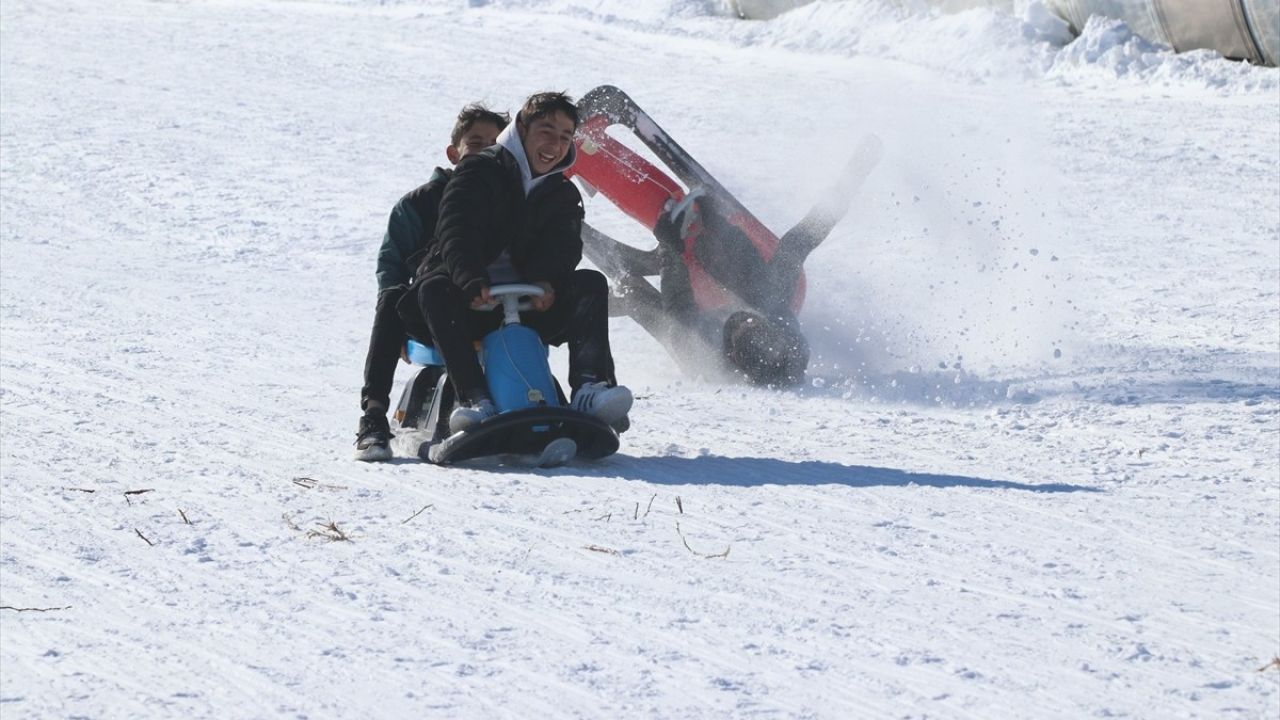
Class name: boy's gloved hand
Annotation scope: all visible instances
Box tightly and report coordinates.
[530,281,555,311]
[654,187,706,248]
[464,279,492,309]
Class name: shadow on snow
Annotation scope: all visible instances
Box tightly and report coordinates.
[533,454,1100,493]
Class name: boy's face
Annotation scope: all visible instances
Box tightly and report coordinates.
[518,110,575,176]
[446,120,501,165]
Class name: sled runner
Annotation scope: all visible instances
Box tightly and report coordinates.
[393,284,620,466]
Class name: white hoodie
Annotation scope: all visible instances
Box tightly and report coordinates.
[495,114,578,197]
[486,114,579,283]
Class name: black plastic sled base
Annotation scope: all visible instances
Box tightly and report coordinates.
[421,407,619,466]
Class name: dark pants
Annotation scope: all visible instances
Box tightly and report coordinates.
[417,269,617,404]
[690,204,825,320]
[360,287,407,412]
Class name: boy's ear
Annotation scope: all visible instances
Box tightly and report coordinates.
[446,144,460,165]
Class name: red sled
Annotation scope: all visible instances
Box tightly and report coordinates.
[567,85,805,314]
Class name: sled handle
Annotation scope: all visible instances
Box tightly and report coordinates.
[475,283,546,324]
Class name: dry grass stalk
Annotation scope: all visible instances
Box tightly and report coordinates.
[135,528,155,546]
[644,493,657,518]
[594,512,612,522]
[675,521,730,560]
[583,544,620,556]
[401,503,434,525]
[292,477,347,491]
[307,520,351,542]
[676,496,684,514]
[63,487,95,494]
[1259,657,1280,672]
[633,502,639,520]
[1,605,71,613]
[124,489,155,506]
[282,513,302,531]
[178,509,192,525]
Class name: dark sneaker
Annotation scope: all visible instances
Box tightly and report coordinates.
[354,413,393,462]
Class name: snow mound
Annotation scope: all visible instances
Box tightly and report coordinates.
[717,1,1069,82]
[1047,15,1280,92]
[723,2,1276,93]
[293,0,1277,92]
[488,0,1278,93]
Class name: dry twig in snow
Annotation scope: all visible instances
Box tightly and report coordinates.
[292,477,347,491]
[124,489,154,505]
[401,503,434,525]
[307,520,351,542]
[675,521,729,559]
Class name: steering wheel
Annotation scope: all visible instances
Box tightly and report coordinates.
[477,283,546,323]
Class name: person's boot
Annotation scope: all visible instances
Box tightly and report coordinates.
[354,412,394,462]
[448,398,496,434]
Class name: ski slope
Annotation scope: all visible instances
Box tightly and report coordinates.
[1,0,1277,717]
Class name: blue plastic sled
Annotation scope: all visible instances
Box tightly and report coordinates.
[393,284,619,465]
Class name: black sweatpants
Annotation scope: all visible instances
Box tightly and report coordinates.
[416,269,617,404]
[360,287,408,412]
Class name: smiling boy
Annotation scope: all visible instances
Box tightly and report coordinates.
[406,92,632,435]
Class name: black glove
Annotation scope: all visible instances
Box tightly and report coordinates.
[653,188,705,248]
[459,277,486,301]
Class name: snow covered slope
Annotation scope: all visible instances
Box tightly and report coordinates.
[1,0,1277,717]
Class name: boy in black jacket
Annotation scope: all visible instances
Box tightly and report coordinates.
[409,92,632,435]
[355,104,509,461]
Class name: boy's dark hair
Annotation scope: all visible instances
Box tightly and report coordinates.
[519,91,579,130]
[450,104,511,147]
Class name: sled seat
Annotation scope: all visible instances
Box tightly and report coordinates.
[404,338,445,367]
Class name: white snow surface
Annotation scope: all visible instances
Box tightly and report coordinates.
[1,0,1278,717]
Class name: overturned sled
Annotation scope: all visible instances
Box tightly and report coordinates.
[567,85,882,386]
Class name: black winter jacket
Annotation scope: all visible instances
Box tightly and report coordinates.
[377,167,451,291]
[420,143,584,300]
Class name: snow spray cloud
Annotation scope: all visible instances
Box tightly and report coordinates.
[793,81,1080,396]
